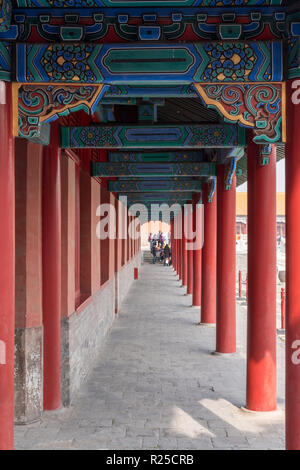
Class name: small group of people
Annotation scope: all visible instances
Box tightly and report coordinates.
[148,233,171,266]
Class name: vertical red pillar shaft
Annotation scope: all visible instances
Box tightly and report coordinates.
[216,166,236,353]
[42,123,62,410]
[201,184,217,324]
[170,219,175,269]
[247,139,277,412]
[178,214,182,279]
[182,207,187,286]
[0,83,15,450]
[286,80,300,449]
[176,215,180,275]
[187,204,193,295]
[192,194,202,307]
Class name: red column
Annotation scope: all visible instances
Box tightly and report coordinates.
[178,214,182,279]
[216,166,236,353]
[201,184,217,324]
[247,139,277,412]
[0,83,15,450]
[170,219,175,270]
[286,80,300,449]
[182,207,187,287]
[42,122,62,410]
[192,194,202,307]
[187,204,193,295]
[175,215,179,274]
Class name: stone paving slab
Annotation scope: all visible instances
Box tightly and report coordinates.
[15,255,285,450]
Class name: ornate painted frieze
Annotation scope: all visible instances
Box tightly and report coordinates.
[91,161,216,177]
[17,82,284,144]
[1,4,287,43]
[194,83,284,143]
[108,179,202,192]
[121,192,194,202]
[15,1,285,5]
[15,41,283,84]
[0,0,11,32]
[0,40,11,80]
[108,151,212,163]
[17,83,107,138]
[105,85,197,98]
[61,124,246,149]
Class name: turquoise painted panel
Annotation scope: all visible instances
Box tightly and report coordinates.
[16,41,283,84]
[108,179,202,192]
[15,1,285,6]
[61,124,246,148]
[91,161,216,177]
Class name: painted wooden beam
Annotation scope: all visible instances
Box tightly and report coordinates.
[61,124,245,149]
[91,162,215,177]
[108,180,202,192]
[108,151,209,163]
[16,41,283,84]
[121,192,193,200]
[15,1,284,6]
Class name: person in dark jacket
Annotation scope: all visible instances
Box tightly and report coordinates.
[163,244,171,266]
[152,242,157,264]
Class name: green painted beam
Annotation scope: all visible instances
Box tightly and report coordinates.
[92,162,215,178]
[61,124,245,149]
[121,192,193,201]
[108,151,209,163]
[16,41,283,84]
[108,180,202,192]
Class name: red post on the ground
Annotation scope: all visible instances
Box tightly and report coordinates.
[171,219,175,272]
[281,289,286,331]
[192,194,202,307]
[187,203,193,295]
[246,138,277,412]
[286,80,300,450]
[176,213,181,276]
[216,166,236,353]
[134,267,138,280]
[238,271,242,299]
[42,122,62,410]
[201,183,217,324]
[178,213,183,280]
[182,207,188,286]
[0,83,15,450]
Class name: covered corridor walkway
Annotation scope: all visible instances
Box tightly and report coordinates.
[15,255,285,451]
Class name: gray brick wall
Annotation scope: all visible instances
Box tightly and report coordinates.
[61,278,115,406]
[61,254,142,406]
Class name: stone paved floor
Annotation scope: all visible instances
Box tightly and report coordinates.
[15,254,285,450]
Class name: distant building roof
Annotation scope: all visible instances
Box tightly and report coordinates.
[236,193,285,216]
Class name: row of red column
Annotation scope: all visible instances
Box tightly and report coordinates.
[1,80,300,450]
[0,84,141,449]
[171,132,293,444]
